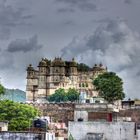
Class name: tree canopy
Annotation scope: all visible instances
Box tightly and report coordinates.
[93,72,125,103]
[0,84,5,96]
[0,100,39,131]
[77,63,91,72]
[48,88,79,102]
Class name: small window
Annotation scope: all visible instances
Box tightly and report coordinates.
[82,83,85,87]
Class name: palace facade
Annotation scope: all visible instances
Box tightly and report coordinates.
[26,58,107,101]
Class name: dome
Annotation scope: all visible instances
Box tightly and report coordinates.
[92,63,105,71]
[27,64,34,71]
[39,58,47,66]
[69,58,77,67]
[52,57,65,66]
[99,63,103,67]
[94,64,97,67]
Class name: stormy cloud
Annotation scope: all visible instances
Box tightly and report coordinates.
[0,1,32,40]
[56,0,97,12]
[124,0,132,4]
[61,19,140,98]
[0,0,140,99]
[7,35,42,53]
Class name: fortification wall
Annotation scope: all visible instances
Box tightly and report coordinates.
[27,103,75,126]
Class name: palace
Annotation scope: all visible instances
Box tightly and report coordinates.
[26,58,107,101]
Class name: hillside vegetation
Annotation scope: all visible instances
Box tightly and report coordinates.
[0,89,26,102]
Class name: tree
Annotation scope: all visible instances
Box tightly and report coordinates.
[93,72,125,103]
[0,100,39,131]
[67,88,79,101]
[0,84,5,96]
[48,88,79,102]
[48,88,67,102]
[77,63,91,72]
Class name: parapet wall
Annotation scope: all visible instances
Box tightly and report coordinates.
[68,121,136,140]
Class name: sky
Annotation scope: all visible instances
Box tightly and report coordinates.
[0,0,140,99]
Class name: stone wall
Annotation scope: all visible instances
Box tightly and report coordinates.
[29,103,75,126]
[68,121,136,140]
[119,109,140,123]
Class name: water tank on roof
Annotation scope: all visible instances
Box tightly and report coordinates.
[33,118,47,129]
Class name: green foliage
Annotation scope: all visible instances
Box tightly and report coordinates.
[0,84,5,96]
[93,72,125,103]
[48,88,79,102]
[67,88,79,101]
[77,63,91,72]
[0,100,39,131]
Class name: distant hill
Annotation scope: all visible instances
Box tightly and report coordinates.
[0,89,26,102]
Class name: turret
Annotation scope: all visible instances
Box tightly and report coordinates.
[26,64,38,101]
[38,58,48,75]
[27,64,35,78]
[37,58,48,99]
[69,58,78,75]
[51,57,65,76]
[92,63,107,79]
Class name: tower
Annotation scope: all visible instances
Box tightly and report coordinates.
[26,64,38,101]
[92,63,107,79]
[68,58,78,88]
[48,57,66,95]
[38,59,48,100]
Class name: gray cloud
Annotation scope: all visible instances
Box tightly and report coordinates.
[0,1,32,40]
[7,35,42,53]
[0,0,140,96]
[56,0,97,12]
[0,51,14,70]
[124,0,132,4]
[61,19,140,98]
[62,20,75,26]
[0,35,45,90]
[57,8,75,13]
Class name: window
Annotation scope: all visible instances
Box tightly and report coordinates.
[82,83,85,87]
